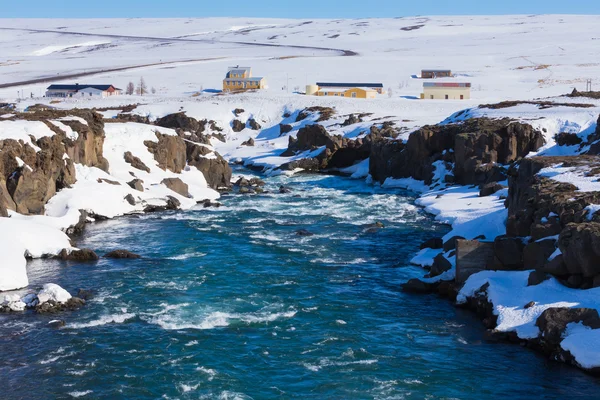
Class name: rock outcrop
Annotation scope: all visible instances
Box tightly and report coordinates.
[0,109,107,215]
[370,117,544,186]
[161,177,191,198]
[104,249,142,259]
[154,112,232,189]
[144,132,187,173]
[280,122,398,172]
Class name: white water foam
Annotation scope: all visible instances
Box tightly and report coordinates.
[196,366,218,381]
[167,252,207,260]
[148,309,297,330]
[179,383,200,393]
[68,391,93,398]
[69,313,136,329]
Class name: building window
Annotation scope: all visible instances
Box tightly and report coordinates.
[460,95,464,100]
[430,95,434,99]
[445,95,449,100]
[323,92,328,96]
[351,92,357,98]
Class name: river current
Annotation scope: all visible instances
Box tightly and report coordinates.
[1,170,599,399]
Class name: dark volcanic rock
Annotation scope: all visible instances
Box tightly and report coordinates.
[155,112,200,133]
[127,179,144,192]
[443,236,465,252]
[144,132,187,173]
[247,118,261,130]
[369,118,543,186]
[48,319,66,328]
[555,132,583,146]
[76,289,94,300]
[0,109,107,215]
[420,237,443,250]
[536,307,600,346]
[493,235,524,270]
[341,114,362,126]
[231,119,245,132]
[161,177,190,198]
[57,248,99,262]
[36,297,86,314]
[241,138,255,146]
[104,249,141,259]
[401,278,435,294]
[505,156,600,237]
[295,229,314,236]
[543,254,569,276]
[124,194,136,206]
[279,124,293,135]
[144,195,181,212]
[124,151,150,173]
[523,239,557,270]
[295,106,335,122]
[479,182,504,197]
[430,254,452,277]
[558,222,600,278]
[528,270,550,286]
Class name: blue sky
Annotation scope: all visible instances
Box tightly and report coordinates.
[3,0,600,18]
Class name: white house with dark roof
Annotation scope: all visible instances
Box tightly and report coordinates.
[45,84,122,98]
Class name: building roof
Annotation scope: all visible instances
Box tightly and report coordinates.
[423,82,471,88]
[224,77,264,82]
[317,82,383,89]
[226,66,252,78]
[318,88,348,93]
[46,84,121,91]
[421,69,452,72]
[319,87,377,94]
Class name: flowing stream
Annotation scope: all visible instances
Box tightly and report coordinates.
[1,170,599,399]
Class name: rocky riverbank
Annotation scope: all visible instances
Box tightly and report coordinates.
[218,98,600,374]
[2,96,600,375]
[0,104,232,294]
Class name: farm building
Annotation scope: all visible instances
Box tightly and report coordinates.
[308,86,377,99]
[421,69,453,79]
[222,66,266,92]
[45,84,122,98]
[421,82,471,100]
[314,82,384,94]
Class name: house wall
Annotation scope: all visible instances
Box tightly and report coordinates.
[422,87,470,100]
[78,88,106,98]
[316,88,376,98]
[422,71,453,79]
[223,78,265,92]
[46,90,74,98]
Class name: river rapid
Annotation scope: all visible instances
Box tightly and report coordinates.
[1,170,599,399]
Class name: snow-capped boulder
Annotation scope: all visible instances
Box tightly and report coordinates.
[37,283,72,304]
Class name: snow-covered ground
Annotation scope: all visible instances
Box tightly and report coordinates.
[1,15,599,101]
[0,119,218,292]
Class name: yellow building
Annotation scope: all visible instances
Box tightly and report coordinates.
[314,87,377,99]
[223,66,266,92]
[421,82,471,100]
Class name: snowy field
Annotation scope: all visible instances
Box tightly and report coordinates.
[1,15,600,101]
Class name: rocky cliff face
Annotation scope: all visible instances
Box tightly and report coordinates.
[0,108,233,218]
[154,112,232,189]
[0,110,108,215]
[280,121,398,172]
[504,156,600,288]
[370,118,544,185]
